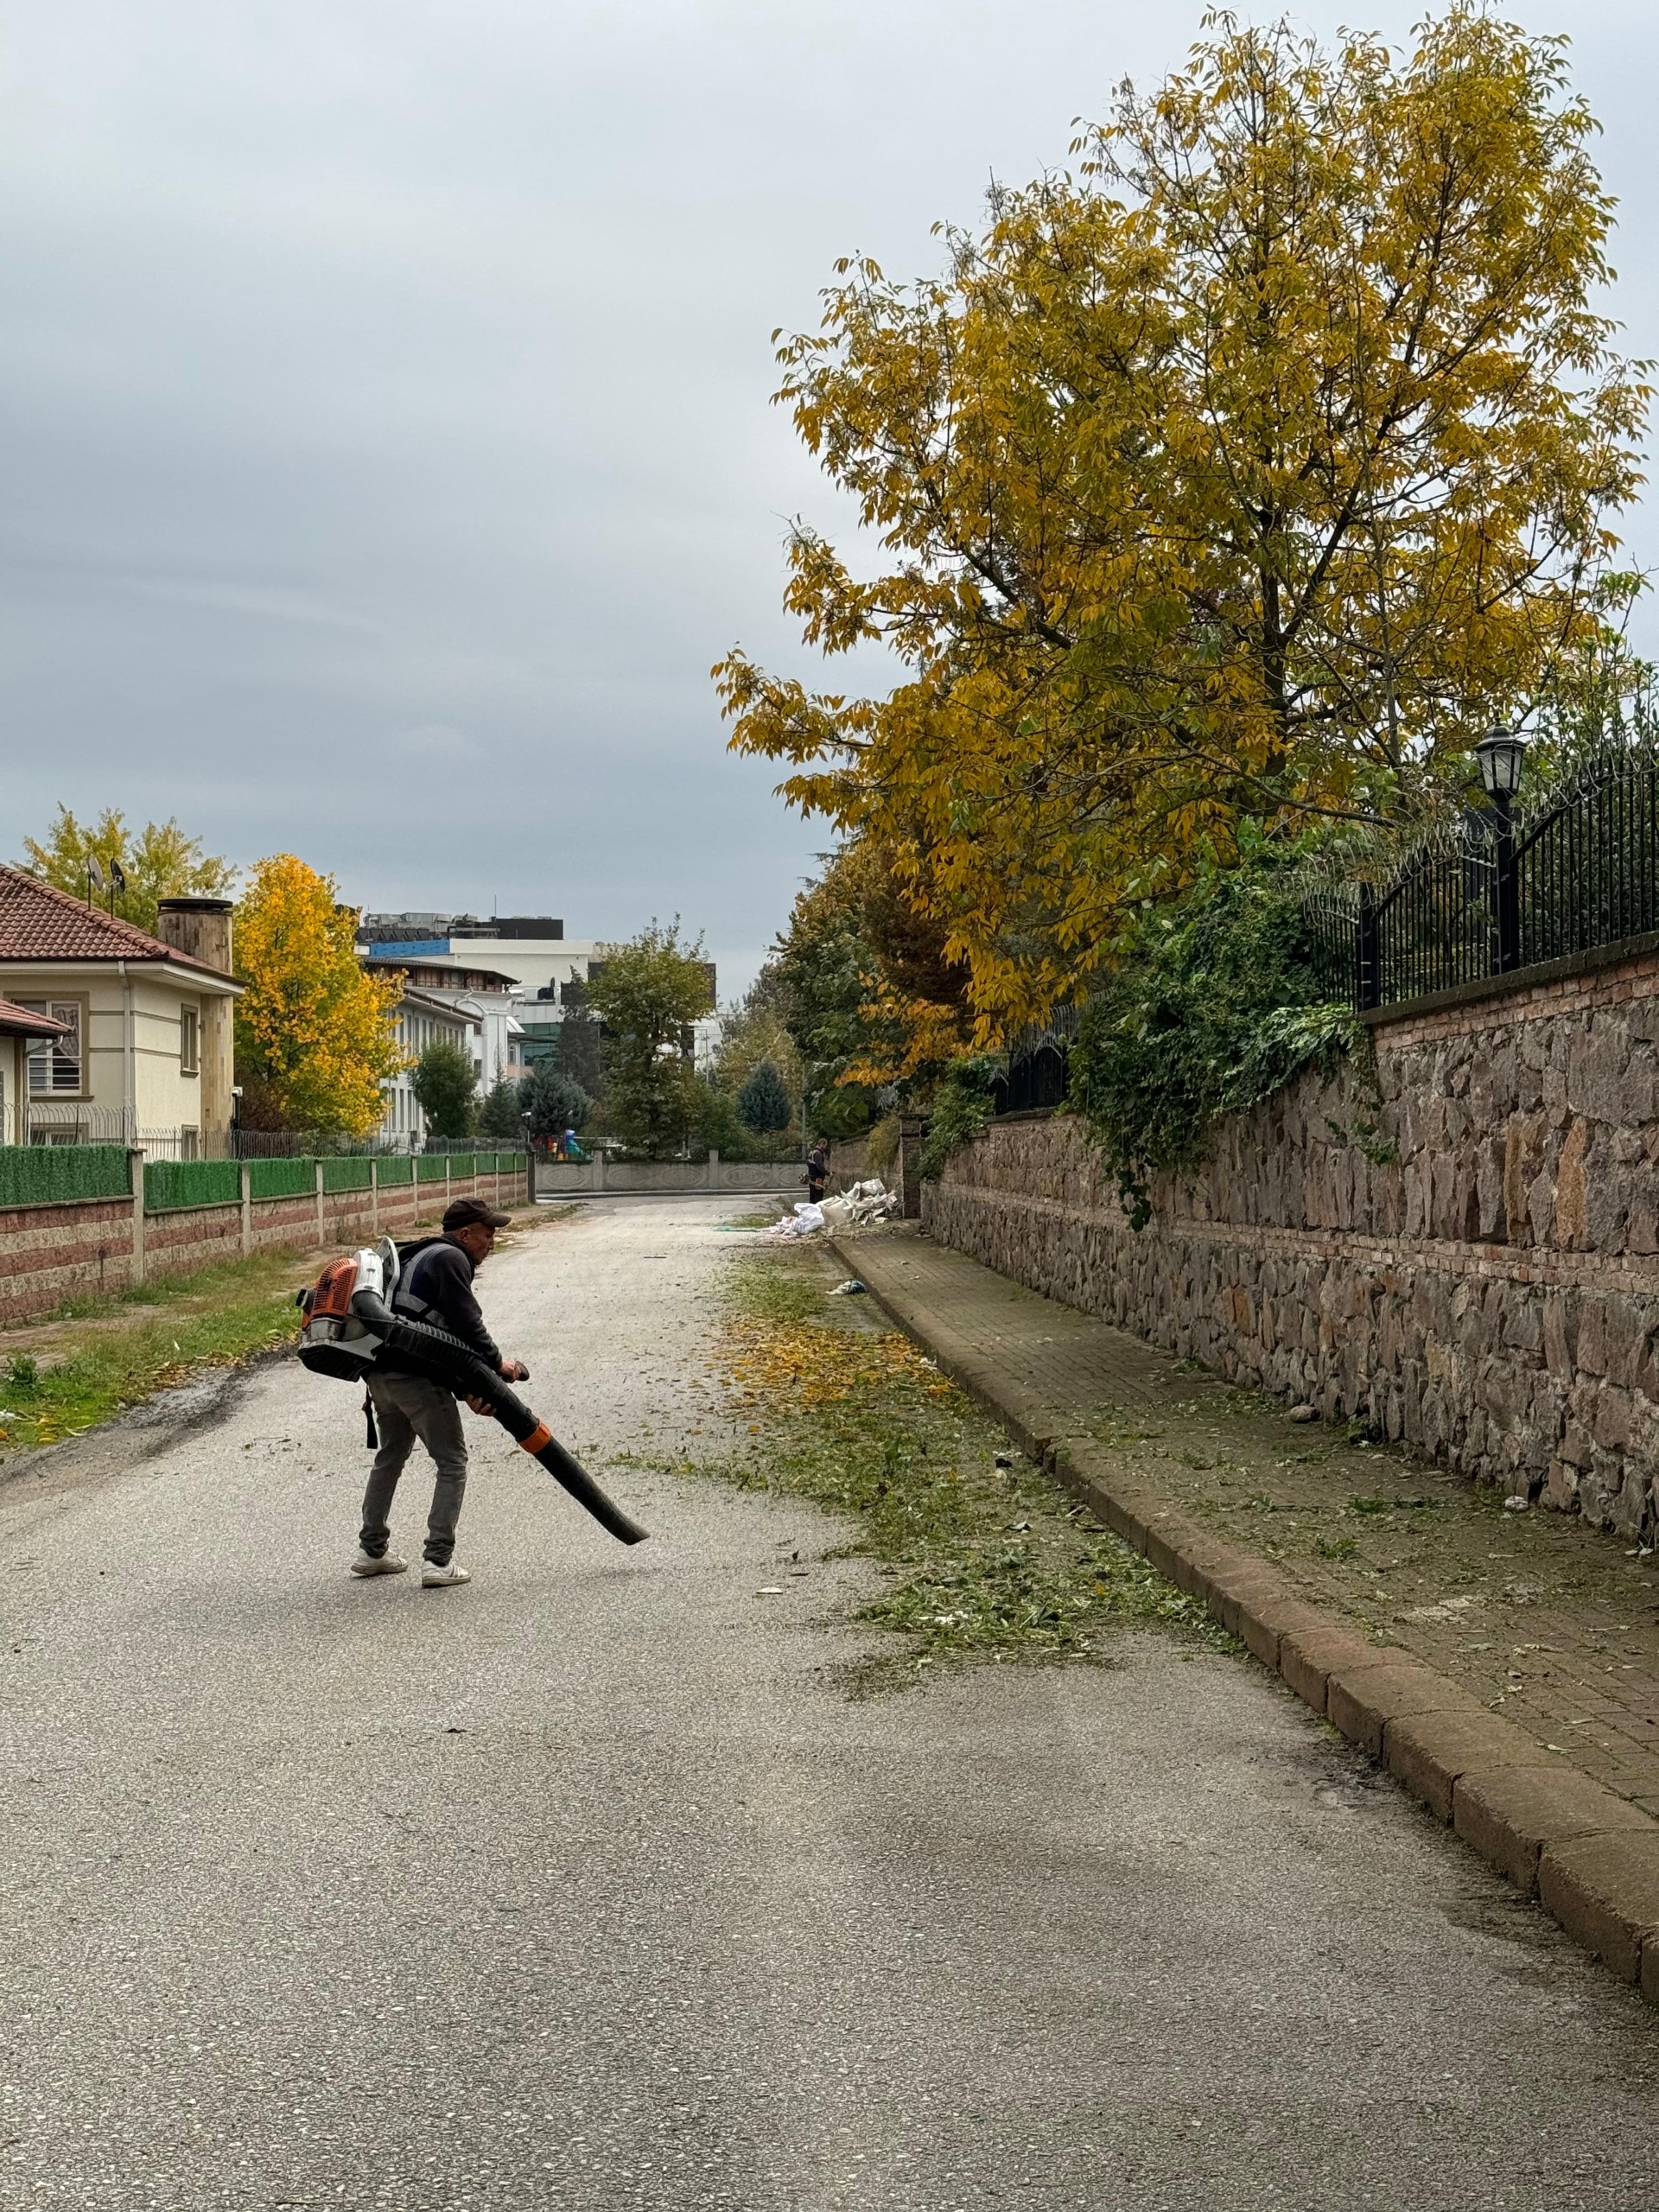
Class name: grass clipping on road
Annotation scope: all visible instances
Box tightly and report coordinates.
[694,1244,1220,1685]
[0,1254,303,1459]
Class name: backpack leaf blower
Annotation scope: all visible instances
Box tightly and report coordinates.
[298,1240,647,1548]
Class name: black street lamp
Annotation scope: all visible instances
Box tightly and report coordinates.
[1475,727,1529,973]
[1474,727,1529,809]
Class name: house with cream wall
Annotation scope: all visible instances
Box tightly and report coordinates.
[0,999,67,1147]
[0,868,241,1155]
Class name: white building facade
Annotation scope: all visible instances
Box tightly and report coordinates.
[378,986,481,1150]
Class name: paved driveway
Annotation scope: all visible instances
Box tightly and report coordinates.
[3,1198,1656,2209]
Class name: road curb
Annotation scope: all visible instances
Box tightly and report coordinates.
[833,1231,1659,2005]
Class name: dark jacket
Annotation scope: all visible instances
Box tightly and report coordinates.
[385,1236,502,1370]
[806,1146,829,1189]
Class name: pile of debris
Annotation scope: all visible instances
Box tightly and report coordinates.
[765,1179,899,1240]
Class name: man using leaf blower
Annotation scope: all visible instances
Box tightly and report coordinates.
[350,1197,528,1589]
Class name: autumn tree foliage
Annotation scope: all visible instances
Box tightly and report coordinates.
[585,921,715,1158]
[770,840,973,1098]
[410,1039,479,1140]
[21,805,234,936]
[234,855,406,1135]
[718,11,1649,1030]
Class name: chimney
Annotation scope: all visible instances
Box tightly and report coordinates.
[156,896,234,976]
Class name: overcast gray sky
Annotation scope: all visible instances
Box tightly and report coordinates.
[4,1,1656,996]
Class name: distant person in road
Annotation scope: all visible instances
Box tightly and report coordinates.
[805,1140,830,1207]
[349,1196,529,1590]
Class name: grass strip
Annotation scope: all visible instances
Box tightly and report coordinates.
[674,1243,1225,1687]
[0,1254,305,1458]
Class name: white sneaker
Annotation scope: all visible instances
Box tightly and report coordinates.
[422,1559,471,1588]
[350,1548,408,1577]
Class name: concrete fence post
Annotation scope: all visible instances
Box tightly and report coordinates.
[239,1163,252,1258]
[594,1149,607,1193]
[128,1147,147,1287]
[445,1158,452,1217]
[369,1158,378,1236]
[708,1147,719,1191]
[315,1160,326,1248]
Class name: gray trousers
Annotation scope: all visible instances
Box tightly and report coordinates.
[360,1372,468,1566]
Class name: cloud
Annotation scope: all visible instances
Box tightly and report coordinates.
[0,0,1653,979]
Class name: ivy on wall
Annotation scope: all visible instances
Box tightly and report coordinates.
[918,1057,1003,1181]
[1068,852,1358,1228]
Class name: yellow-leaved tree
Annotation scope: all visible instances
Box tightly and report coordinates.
[234,855,406,1135]
[21,805,234,935]
[716,10,1649,1032]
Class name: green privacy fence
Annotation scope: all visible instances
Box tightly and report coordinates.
[26,1146,528,1214]
[0,1144,131,1209]
[143,1159,241,1211]
[247,1157,317,1202]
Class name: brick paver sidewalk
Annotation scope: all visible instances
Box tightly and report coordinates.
[840,1224,1659,1818]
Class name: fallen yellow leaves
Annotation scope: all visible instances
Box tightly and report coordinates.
[718,1314,952,1414]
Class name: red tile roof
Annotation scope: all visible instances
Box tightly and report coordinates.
[0,995,67,1036]
[0,863,227,975]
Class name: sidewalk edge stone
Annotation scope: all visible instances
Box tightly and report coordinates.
[830,1231,1659,2007]
[1537,1832,1659,1983]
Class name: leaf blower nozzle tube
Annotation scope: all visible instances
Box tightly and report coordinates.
[350,1287,648,1547]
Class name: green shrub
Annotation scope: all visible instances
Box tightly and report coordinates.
[1069,851,1356,1227]
[918,1057,1003,1180]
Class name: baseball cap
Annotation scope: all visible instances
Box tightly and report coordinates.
[442,1196,513,1233]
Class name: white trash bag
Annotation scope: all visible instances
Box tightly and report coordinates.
[766,1200,826,1238]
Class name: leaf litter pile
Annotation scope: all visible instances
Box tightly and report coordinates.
[678,1243,1223,1686]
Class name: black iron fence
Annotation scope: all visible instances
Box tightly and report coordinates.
[1306,747,1659,1012]
[1001,1005,1079,1114]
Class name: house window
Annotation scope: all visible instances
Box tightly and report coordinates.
[180,1007,200,1077]
[19,1001,83,1096]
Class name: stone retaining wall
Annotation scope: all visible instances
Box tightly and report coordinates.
[0,1166,529,1328]
[925,949,1659,1542]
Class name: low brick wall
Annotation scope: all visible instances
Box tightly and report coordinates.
[0,1196,137,1327]
[925,950,1659,1542]
[0,1165,530,1328]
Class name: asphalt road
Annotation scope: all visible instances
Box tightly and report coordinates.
[3,1198,1657,2210]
